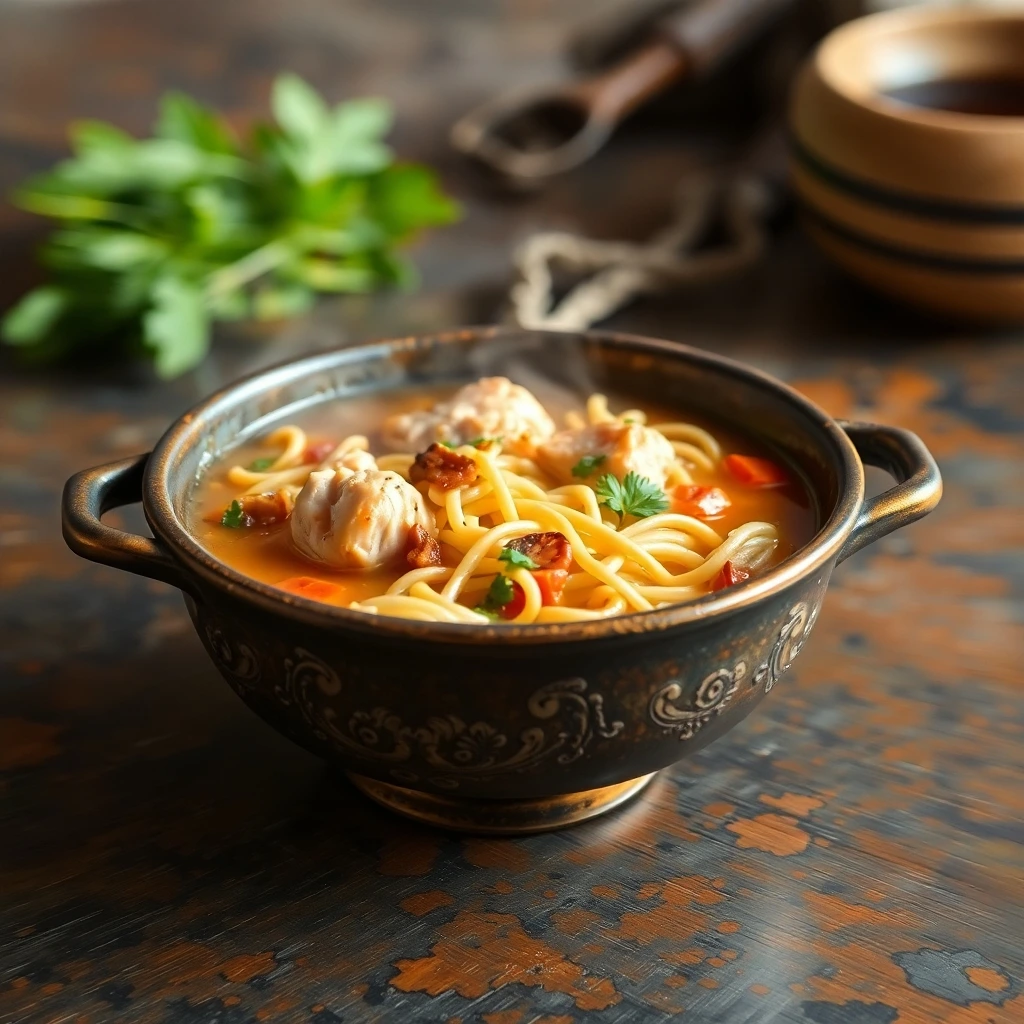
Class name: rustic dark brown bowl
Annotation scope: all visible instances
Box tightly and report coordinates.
[61,328,941,833]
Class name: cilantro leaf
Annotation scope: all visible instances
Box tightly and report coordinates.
[498,547,538,571]
[2,73,460,378]
[247,457,275,472]
[467,436,502,449]
[571,454,606,478]
[596,472,669,522]
[475,574,514,615]
[221,499,247,528]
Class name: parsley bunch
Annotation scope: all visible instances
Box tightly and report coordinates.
[2,74,460,377]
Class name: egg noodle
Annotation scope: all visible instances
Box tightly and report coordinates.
[222,395,779,624]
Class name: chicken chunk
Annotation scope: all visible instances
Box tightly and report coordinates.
[382,377,555,457]
[290,468,435,570]
[537,421,677,488]
[333,447,378,480]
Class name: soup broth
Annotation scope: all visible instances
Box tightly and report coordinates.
[191,381,817,624]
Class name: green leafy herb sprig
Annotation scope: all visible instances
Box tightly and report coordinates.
[498,546,537,570]
[2,74,460,377]
[474,574,515,618]
[596,471,669,523]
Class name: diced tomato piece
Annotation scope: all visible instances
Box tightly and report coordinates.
[278,576,344,602]
[673,485,732,519]
[724,454,788,488]
[712,561,751,592]
[498,580,527,620]
[302,440,337,465]
[534,568,569,606]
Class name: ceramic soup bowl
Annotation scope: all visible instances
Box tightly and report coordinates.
[62,328,941,833]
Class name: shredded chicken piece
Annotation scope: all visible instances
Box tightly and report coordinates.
[333,448,378,479]
[409,443,478,491]
[405,524,442,567]
[506,531,572,571]
[382,377,555,457]
[290,468,435,570]
[537,420,677,488]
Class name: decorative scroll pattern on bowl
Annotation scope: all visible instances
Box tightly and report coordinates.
[752,601,817,692]
[279,649,624,788]
[649,601,817,739]
[203,623,261,691]
[650,663,747,740]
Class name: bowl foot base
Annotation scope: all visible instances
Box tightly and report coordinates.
[347,772,658,834]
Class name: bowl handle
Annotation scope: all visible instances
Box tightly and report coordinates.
[837,421,942,564]
[62,453,195,594]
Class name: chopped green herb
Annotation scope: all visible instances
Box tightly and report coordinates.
[571,454,606,478]
[2,74,460,378]
[596,471,669,522]
[622,417,636,425]
[467,435,502,449]
[498,547,538,570]
[221,499,248,528]
[247,457,275,472]
[475,573,514,615]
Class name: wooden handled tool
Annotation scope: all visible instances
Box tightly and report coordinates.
[451,0,795,184]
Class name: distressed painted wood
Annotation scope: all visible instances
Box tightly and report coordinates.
[0,1,1021,1022]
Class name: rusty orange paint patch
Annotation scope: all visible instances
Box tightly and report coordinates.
[664,948,705,966]
[391,911,620,1011]
[0,718,61,770]
[665,975,688,988]
[400,891,455,917]
[707,956,727,968]
[750,983,771,996]
[481,1010,525,1024]
[552,908,600,936]
[804,891,918,933]
[760,793,825,817]
[615,875,724,946]
[219,951,274,983]
[965,966,1009,992]
[702,802,735,818]
[698,977,719,989]
[463,839,530,872]
[490,879,514,895]
[717,921,741,934]
[591,885,619,899]
[727,813,810,856]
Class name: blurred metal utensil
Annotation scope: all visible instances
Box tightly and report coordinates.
[451,0,795,184]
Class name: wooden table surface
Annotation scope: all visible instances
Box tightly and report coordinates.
[1,2,1022,1022]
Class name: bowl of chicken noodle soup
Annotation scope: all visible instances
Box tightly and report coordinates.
[63,328,941,832]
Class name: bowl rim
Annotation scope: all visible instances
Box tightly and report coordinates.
[143,327,864,645]
[814,6,1024,135]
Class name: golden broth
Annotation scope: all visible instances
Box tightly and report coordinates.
[190,386,818,612]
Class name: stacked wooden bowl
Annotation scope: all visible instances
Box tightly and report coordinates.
[789,7,1024,322]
